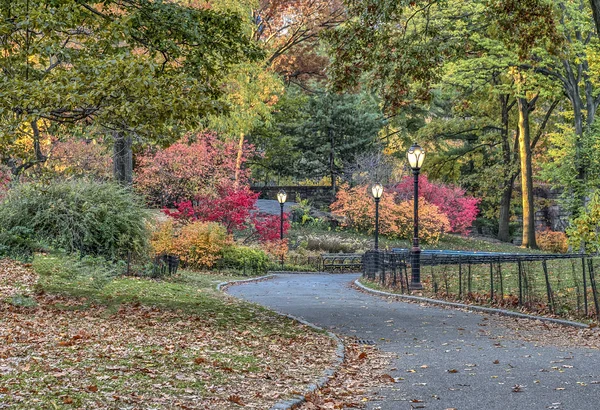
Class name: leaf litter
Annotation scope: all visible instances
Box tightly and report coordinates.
[0,259,339,409]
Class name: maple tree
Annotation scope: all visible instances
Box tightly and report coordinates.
[0,0,260,183]
[254,0,345,83]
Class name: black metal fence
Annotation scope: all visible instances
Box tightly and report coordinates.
[363,249,600,321]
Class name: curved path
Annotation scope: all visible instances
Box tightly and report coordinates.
[228,274,600,410]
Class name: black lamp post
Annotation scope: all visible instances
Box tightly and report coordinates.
[407,142,426,290]
[371,183,384,250]
[277,189,287,268]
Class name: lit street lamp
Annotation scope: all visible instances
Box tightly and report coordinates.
[277,189,287,268]
[371,183,384,250]
[407,142,426,290]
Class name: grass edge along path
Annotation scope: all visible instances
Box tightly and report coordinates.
[0,256,338,409]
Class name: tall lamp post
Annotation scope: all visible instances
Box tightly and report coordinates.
[371,183,384,250]
[407,142,426,290]
[277,189,287,268]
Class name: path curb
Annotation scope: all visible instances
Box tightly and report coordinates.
[217,275,346,410]
[354,279,593,330]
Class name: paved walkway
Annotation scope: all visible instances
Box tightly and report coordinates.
[228,274,600,410]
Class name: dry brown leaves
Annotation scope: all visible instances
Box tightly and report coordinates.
[485,315,600,349]
[298,341,394,409]
[0,260,337,409]
[0,259,37,298]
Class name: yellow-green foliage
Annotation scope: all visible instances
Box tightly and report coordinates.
[568,191,600,253]
[151,220,230,269]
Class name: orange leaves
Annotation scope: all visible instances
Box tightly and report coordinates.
[228,394,245,405]
[536,230,568,253]
[150,220,231,269]
[331,184,450,244]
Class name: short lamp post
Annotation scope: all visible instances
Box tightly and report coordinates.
[371,183,384,250]
[407,142,426,290]
[277,189,287,269]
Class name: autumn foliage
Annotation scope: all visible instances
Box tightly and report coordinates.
[393,175,480,235]
[151,219,230,269]
[164,186,290,243]
[331,184,450,244]
[536,229,568,253]
[134,133,253,206]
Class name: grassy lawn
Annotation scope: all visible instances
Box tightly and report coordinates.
[0,256,336,409]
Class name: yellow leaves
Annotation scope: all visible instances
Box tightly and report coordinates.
[151,219,230,269]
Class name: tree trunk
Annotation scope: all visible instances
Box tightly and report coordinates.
[498,94,514,242]
[234,132,245,186]
[329,126,336,196]
[113,132,133,185]
[590,0,600,39]
[517,97,537,249]
[498,180,514,242]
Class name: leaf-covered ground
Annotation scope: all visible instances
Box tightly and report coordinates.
[0,258,338,409]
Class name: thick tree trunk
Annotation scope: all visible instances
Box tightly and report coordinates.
[113,132,133,185]
[517,97,537,249]
[498,94,514,242]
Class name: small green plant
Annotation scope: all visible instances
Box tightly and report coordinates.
[8,294,37,308]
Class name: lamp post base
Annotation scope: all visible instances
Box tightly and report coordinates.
[409,282,423,291]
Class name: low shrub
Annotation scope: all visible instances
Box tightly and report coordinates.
[391,199,450,245]
[331,184,450,244]
[173,221,230,269]
[536,230,568,253]
[150,219,178,256]
[218,245,271,275]
[0,180,150,259]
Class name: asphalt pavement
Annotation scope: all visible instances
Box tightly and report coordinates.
[227,273,600,410]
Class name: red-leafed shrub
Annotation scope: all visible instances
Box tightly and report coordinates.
[134,132,254,206]
[331,184,450,244]
[393,175,479,234]
[164,186,290,243]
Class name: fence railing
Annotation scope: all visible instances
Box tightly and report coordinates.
[363,250,600,322]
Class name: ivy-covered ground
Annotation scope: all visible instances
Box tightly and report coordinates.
[0,257,338,409]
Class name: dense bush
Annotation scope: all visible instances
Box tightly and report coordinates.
[393,176,480,234]
[135,133,253,206]
[536,230,568,253]
[0,180,150,258]
[567,190,600,253]
[331,184,450,244]
[151,220,230,269]
[218,245,271,275]
[164,186,290,242]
